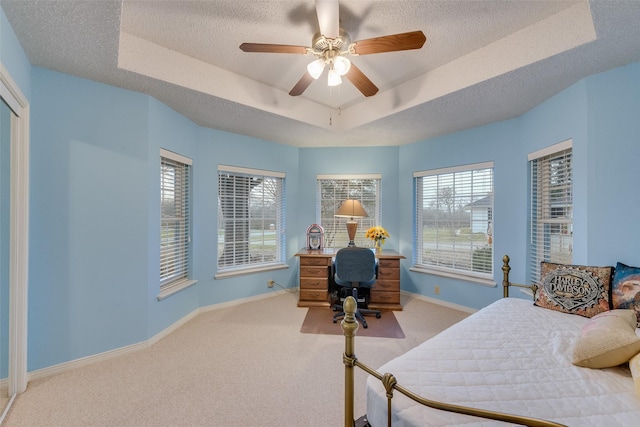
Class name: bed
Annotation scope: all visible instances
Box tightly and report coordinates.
[341,255,640,427]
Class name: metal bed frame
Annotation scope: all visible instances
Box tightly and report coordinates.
[340,255,564,427]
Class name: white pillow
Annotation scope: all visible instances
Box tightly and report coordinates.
[630,351,640,398]
[572,309,640,368]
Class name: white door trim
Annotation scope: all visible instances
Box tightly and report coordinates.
[0,61,29,395]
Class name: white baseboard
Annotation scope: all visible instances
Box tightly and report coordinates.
[199,288,288,313]
[27,289,290,383]
[401,290,478,314]
[27,340,151,383]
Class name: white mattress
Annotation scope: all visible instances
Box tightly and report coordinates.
[366,298,640,426]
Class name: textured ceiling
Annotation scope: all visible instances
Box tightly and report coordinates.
[2,0,640,147]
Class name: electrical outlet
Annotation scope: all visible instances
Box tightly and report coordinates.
[434,285,440,295]
[267,280,275,288]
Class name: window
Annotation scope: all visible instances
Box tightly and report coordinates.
[316,175,381,248]
[217,165,286,275]
[160,149,192,292]
[528,140,573,284]
[414,162,494,280]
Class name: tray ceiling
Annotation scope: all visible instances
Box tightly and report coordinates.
[2,0,640,147]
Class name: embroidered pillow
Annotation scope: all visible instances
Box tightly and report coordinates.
[611,262,640,327]
[572,309,640,368]
[534,262,613,318]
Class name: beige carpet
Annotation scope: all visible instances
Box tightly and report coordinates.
[300,307,405,338]
[4,291,469,426]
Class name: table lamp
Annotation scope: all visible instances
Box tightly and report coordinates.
[335,199,368,246]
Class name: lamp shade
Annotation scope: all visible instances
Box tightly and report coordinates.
[333,56,351,76]
[307,58,325,80]
[335,199,367,246]
[327,68,342,87]
[335,199,368,218]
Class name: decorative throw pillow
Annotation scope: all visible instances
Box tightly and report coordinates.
[630,352,640,398]
[534,262,613,318]
[611,262,640,327]
[572,309,640,368]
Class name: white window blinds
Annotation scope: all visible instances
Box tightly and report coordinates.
[218,165,286,271]
[414,162,494,277]
[316,175,381,248]
[528,140,573,285]
[160,149,192,288]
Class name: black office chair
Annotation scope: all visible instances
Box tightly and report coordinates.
[332,246,381,328]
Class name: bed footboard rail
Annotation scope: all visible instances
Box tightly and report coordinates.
[341,295,565,427]
[502,254,537,299]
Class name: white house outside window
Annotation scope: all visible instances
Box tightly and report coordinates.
[217,165,286,277]
[528,140,573,285]
[413,162,494,283]
[160,149,194,298]
[316,174,381,248]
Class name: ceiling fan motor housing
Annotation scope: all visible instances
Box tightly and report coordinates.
[312,30,350,54]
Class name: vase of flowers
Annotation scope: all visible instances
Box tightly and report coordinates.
[365,226,389,252]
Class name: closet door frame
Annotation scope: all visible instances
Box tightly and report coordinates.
[0,62,29,396]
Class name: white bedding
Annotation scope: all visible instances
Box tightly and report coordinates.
[366,298,640,426]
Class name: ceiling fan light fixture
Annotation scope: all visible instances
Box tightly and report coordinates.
[333,55,351,76]
[327,68,342,86]
[307,58,325,79]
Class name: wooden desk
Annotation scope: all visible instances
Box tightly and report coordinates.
[295,248,405,311]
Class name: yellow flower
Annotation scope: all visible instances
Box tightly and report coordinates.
[365,226,390,242]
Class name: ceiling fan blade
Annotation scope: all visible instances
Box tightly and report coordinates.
[289,72,315,96]
[315,0,339,39]
[350,31,427,55]
[345,63,379,97]
[239,43,308,54]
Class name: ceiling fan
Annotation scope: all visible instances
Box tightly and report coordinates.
[239,0,426,97]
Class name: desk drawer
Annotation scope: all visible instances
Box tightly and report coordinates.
[370,291,400,305]
[378,259,400,268]
[300,278,328,290]
[377,267,399,280]
[300,257,331,267]
[374,279,400,292]
[300,289,328,302]
[300,266,329,278]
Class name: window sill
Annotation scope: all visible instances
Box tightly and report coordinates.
[215,263,289,280]
[157,279,198,301]
[410,266,496,287]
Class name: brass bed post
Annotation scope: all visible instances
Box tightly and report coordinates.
[502,254,538,300]
[502,254,511,298]
[341,296,359,427]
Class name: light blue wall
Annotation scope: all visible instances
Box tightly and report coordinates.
[29,68,151,370]
[399,119,524,308]
[195,127,300,307]
[397,62,640,310]
[27,69,302,369]
[146,98,200,338]
[584,62,640,265]
[520,81,589,264]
